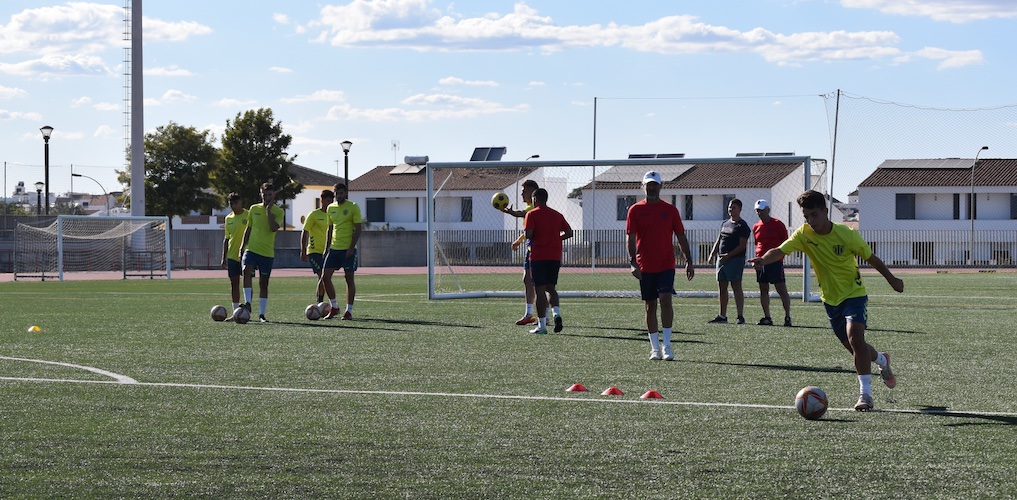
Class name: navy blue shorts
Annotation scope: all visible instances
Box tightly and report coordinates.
[755,261,786,285]
[716,256,745,282]
[825,296,868,343]
[242,251,274,277]
[523,249,531,271]
[530,260,561,287]
[639,269,676,302]
[324,248,359,272]
[226,258,242,278]
[308,253,324,276]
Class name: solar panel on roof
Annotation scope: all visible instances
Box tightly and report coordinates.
[470,147,507,161]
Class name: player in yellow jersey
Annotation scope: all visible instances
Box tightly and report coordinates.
[220,193,248,320]
[319,182,362,320]
[241,182,285,323]
[301,189,335,304]
[749,190,904,412]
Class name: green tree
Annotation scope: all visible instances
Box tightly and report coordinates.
[212,108,302,207]
[0,201,29,215]
[141,122,221,225]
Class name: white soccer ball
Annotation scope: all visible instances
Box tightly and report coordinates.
[232,306,251,325]
[210,304,228,322]
[795,386,829,420]
[305,303,322,321]
[317,301,332,317]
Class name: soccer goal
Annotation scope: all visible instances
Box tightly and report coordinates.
[14,215,171,281]
[425,156,821,300]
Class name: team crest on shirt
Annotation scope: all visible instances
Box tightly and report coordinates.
[833,244,844,255]
[343,209,349,216]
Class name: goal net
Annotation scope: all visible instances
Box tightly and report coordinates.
[426,156,820,300]
[14,215,171,281]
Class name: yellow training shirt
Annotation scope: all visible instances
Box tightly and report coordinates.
[779,222,873,306]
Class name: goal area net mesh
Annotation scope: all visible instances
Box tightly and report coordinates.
[426,156,820,300]
[14,215,171,281]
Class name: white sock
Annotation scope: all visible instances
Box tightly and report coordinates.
[259,299,267,316]
[552,306,561,317]
[538,316,547,329]
[244,288,252,304]
[525,303,534,316]
[648,332,660,352]
[875,352,887,369]
[346,304,353,313]
[858,374,872,395]
[331,299,339,309]
[232,302,239,310]
[662,327,672,346]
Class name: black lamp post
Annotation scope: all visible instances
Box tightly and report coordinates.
[72,173,110,216]
[40,126,53,215]
[341,140,353,190]
[34,181,44,215]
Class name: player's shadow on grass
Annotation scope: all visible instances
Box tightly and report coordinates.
[358,318,485,329]
[700,360,856,375]
[558,325,710,344]
[915,406,1017,427]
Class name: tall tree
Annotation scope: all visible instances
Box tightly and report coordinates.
[141,122,221,225]
[212,108,302,207]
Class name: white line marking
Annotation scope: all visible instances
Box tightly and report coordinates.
[0,356,138,384]
[1,375,1015,418]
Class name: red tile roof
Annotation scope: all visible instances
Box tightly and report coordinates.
[858,159,1017,187]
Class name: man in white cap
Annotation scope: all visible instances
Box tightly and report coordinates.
[626,170,695,361]
[752,199,792,326]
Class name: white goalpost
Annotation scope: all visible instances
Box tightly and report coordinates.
[14,215,171,281]
[426,156,820,300]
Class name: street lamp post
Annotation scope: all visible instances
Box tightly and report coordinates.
[969,145,989,266]
[72,173,110,216]
[40,126,53,215]
[341,140,353,190]
[34,181,44,215]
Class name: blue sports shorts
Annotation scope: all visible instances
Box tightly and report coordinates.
[825,295,868,343]
[242,251,274,277]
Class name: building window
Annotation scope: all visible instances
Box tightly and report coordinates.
[366,198,386,222]
[1010,194,1017,220]
[617,195,637,220]
[461,197,473,222]
[895,193,916,220]
[953,194,960,220]
[684,195,694,220]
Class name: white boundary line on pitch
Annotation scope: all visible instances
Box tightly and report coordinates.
[0,356,138,384]
[2,374,1016,418]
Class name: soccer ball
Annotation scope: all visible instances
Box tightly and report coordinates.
[210,304,229,322]
[233,306,251,324]
[795,386,829,420]
[317,301,332,317]
[491,192,510,211]
[305,303,322,321]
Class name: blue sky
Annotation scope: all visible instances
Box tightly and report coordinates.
[2,0,1016,202]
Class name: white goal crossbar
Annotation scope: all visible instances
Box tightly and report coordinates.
[425,156,818,301]
[14,215,171,281]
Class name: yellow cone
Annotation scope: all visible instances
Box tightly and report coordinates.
[27,325,41,333]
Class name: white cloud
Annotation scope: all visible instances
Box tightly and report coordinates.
[270,66,293,74]
[439,76,499,87]
[147,65,192,77]
[305,1,982,68]
[841,0,1017,23]
[160,89,197,102]
[914,47,985,69]
[325,92,526,122]
[0,54,112,77]
[213,98,258,108]
[273,13,291,25]
[281,90,347,103]
[93,125,115,138]
[72,96,92,107]
[0,85,28,99]
[143,18,213,42]
[0,109,43,121]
